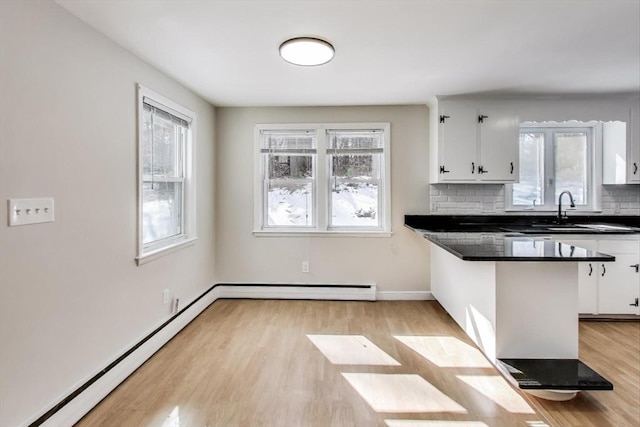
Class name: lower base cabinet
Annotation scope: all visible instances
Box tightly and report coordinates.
[553,235,640,316]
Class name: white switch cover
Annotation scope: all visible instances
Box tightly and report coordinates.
[8,198,54,226]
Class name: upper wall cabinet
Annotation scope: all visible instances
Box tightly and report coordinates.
[430,99,519,183]
[603,107,640,184]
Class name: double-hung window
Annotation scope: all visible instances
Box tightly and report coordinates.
[137,85,196,263]
[507,122,598,211]
[255,123,391,234]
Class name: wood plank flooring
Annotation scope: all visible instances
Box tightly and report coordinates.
[75,300,639,427]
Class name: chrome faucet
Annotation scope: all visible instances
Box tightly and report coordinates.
[557,190,576,223]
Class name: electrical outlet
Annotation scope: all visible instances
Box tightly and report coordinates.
[163,289,170,305]
[8,198,54,226]
[302,261,310,273]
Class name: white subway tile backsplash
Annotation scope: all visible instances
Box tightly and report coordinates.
[429,184,639,215]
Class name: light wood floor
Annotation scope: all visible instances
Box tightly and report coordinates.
[76,300,639,427]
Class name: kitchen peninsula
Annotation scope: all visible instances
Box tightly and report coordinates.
[404,215,640,400]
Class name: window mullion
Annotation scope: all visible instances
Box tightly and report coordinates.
[316,129,328,230]
[544,129,556,209]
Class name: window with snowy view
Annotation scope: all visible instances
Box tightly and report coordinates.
[256,124,390,233]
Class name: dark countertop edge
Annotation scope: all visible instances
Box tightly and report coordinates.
[407,224,617,262]
[405,214,640,231]
[497,358,613,391]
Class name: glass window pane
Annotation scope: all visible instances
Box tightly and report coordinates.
[331,182,379,227]
[512,132,544,206]
[264,132,316,150]
[267,183,313,227]
[331,154,379,179]
[143,110,183,178]
[142,181,182,244]
[330,132,382,149]
[268,155,313,179]
[555,132,588,205]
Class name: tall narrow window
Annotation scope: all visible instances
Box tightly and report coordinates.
[328,130,383,229]
[261,130,317,228]
[138,86,196,263]
[255,123,390,234]
[507,123,596,211]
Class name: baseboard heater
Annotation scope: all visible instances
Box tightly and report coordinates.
[26,282,375,427]
[216,283,377,301]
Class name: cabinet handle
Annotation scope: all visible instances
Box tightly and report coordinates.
[440,115,450,123]
[478,166,488,174]
[471,162,475,174]
[440,165,450,174]
[588,263,593,276]
[510,162,514,174]
[601,264,606,277]
[630,298,639,307]
[631,263,639,273]
[634,162,638,175]
[478,115,488,123]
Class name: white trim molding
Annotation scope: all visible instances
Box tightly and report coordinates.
[376,291,434,301]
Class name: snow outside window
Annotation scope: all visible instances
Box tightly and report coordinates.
[506,123,598,212]
[255,123,391,234]
[137,86,197,264]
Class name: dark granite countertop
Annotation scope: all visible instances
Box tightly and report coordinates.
[405,214,640,234]
[497,359,613,391]
[403,215,633,261]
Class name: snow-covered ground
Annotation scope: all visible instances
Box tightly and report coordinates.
[267,183,378,227]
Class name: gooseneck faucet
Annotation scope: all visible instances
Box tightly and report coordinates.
[557,190,576,223]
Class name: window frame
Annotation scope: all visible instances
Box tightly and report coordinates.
[137,85,197,264]
[254,123,391,236]
[506,121,601,212]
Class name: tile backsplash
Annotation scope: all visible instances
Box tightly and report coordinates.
[430,184,640,215]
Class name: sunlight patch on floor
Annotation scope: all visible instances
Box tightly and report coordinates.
[342,373,468,413]
[394,336,492,368]
[307,334,401,365]
[456,375,536,414]
[161,406,180,427]
[385,420,489,427]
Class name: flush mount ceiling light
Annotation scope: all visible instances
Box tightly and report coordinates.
[279,37,335,66]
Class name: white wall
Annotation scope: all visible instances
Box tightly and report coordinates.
[215,106,430,293]
[0,2,216,426]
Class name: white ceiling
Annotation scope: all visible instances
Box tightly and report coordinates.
[56,0,640,107]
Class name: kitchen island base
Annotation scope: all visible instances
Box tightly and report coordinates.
[430,243,613,400]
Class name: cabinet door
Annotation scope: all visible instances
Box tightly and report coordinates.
[439,103,477,181]
[629,106,640,183]
[578,262,599,314]
[554,237,599,314]
[598,253,640,315]
[478,108,519,182]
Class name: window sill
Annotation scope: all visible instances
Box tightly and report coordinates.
[253,230,392,238]
[136,237,197,266]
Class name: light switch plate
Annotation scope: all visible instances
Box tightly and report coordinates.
[8,198,54,226]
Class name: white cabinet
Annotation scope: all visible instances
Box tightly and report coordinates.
[430,99,519,183]
[597,240,640,314]
[553,235,640,315]
[602,107,640,184]
[630,106,640,183]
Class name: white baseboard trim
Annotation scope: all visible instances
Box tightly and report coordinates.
[217,283,377,302]
[376,291,434,301]
[34,287,220,427]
